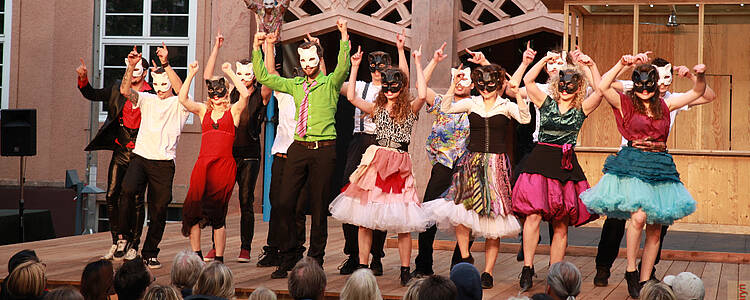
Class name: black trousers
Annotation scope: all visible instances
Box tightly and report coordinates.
[106,149,145,244]
[595,217,669,269]
[118,154,175,259]
[278,141,337,263]
[266,154,306,251]
[236,157,261,251]
[341,133,386,260]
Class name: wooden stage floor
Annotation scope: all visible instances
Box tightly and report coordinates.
[0,214,747,299]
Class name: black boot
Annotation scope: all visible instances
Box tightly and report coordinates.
[370,257,383,276]
[625,270,642,298]
[481,272,494,289]
[451,254,474,271]
[400,266,412,287]
[519,266,534,291]
[257,246,281,267]
[339,255,359,275]
[594,265,611,287]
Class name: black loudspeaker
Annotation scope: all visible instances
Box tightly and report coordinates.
[1,109,37,156]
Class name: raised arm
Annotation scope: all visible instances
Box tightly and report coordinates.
[252,32,295,94]
[347,46,375,114]
[598,55,639,111]
[396,29,409,80]
[421,42,448,107]
[226,62,250,126]
[120,46,142,105]
[577,53,605,115]
[673,65,717,107]
[506,41,535,99]
[76,58,111,102]
[439,72,473,114]
[243,0,261,13]
[523,53,558,108]
[155,42,183,93]
[411,45,427,113]
[505,80,531,124]
[179,61,206,116]
[666,64,707,111]
[264,31,280,76]
[465,48,491,66]
[328,18,352,89]
[204,31,224,80]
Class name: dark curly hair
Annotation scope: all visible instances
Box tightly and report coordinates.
[373,67,412,124]
[627,64,664,119]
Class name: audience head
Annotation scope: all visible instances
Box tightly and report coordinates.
[546,261,581,300]
[8,249,40,274]
[81,259,115,300]
[531,294,554,300]
[171,250,205,293]
[417,275,456,300]
[340,268,382,300]
[114,258,153,300]
[506,296,531,300]
[248,287,276,300]
[193,262,234,300]
[7,261,47,299]
[288,257,326,300]
[44,286,83,300]
[449,263,481,300]
[640,281,677,300]
[663,272,705,300]
[402,278,424,300]
[143,285,182,300]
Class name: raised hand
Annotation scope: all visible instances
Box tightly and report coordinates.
[351,46,363,66]
[693,64,706,75]
[215,30,225,48]
[303,32,318,45]
[673,65,691,78]
[76,58,88,80]
[396,29,406,50]
[634,51,652,64]
[336,17,348,33]
[221,62,232,73]
[412,45,423,62]
[156,42,169,64]
[569,45,582,63]
[433,42,448,63]
[253,32,267,49]
[465,48,488,65]
[127,46,142,67]
[619,54,636,66]
[188,61,199,75]
[266,31,279,45]
[522,41,536,65]
[577,54,594,66]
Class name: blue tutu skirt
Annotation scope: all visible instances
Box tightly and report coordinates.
[580,147,696,225]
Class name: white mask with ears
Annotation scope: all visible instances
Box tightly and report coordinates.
[235,62,255,83]
[546,51,567,73]
[298,46,320,69]
[263,0,275,9]
[125,58,145,78]
[655,63,673,86]
[151,72,172,93]
[451,67,472,87]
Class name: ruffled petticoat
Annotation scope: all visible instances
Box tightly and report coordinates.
[329,145,432,233]
[423,152,521,239]
[580,146,696,225]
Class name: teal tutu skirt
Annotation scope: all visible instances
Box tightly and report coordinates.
[580,147,696,225]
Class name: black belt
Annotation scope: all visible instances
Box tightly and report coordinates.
[294,139,336,150]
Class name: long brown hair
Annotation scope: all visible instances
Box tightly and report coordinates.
[374,67,412,124]
[548,67,587,110]
[626,64,664,119]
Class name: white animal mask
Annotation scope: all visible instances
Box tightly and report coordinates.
[298,46,320,70]
[546,51,567,73]
[655,63,673,86]
[235,62,255,83]
[151,72,172,93]
[125,58,145,78]
[263,0,275,9]
[451,67,472,87]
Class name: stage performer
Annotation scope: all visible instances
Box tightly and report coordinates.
[243,0,290,34]
[329,45,430,287]
[116,45,188,269]
[196,30,269,263]
[252,18,351,279]
[423,63,529,289]
[591,56,716,287]
[581,55,706,298]
[511,51,603,291]
[336,29,409,277]
[75,56,151,261]
[179,60,250,263]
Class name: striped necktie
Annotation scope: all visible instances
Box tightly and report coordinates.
[296,80,317,137]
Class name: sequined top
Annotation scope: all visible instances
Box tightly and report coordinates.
[374,107,417,150]
[425,94,470,168]
[537,96,586,145]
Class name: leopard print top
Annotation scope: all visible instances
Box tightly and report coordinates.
[374,108,417,148]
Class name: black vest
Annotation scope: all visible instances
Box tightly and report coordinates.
[467,112,510,154]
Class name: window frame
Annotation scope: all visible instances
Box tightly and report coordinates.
[0,0,13,109]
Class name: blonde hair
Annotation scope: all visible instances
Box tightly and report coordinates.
[640,281,676,300]
[7,261,47,298]
[547,67,588,110]
[171,250,205,290]
[249,287,277,300]
[206,75,233,110]
[193,262,234,299]
[143,285,182,300]
[340,269,382,300]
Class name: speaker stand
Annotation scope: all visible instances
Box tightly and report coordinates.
[18,156,25,243]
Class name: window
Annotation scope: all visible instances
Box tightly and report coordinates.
[0,0,12,109]
[96,0,196,121]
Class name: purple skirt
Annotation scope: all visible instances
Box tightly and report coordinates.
[511,174,597,226]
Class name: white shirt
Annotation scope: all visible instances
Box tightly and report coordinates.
[352,80,381,134]
[441,95,531,124]
[617,80,689,147]
[271,91,296,155]
[132,93,190,161]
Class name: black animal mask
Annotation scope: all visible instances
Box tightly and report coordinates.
[368,52,392,73]
[206,78,228,99]
[381,69,404,93]
[471,67,501,93]
[557,70,582,94]
[632,68,657,93]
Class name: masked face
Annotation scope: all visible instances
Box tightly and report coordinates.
[557,70,581,95]
[235,62,255,85]
[632,68,658,94]
[546,51,567,74]
[125,58,145,80]
[206,78,228,101]
[471,67,501,93]
[381,69,404,96]
[367,52,391,74]
[655,63,673,86]
[451,67,472,88]
[298,46,320,71]
[151,71,171,96]
[263,0,275,9]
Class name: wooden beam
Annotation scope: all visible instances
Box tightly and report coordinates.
[633,4,639,54]
[698,4,705,64]
[564,3,570,51]
[565,0,746,5]
[578,7,584,50]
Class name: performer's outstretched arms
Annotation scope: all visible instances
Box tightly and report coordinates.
[120,46,142,105]
[421,42,448,107]
[577,53,605,116]
[411,45,427,113]
[465,48,491,66]
[329,18,352,91]
[523,52,558,108]
[226,62,251,127]
[666,64,707,111]
[598,55,635,111]
[178,62,206,117]
[506,77,531,124]
[76,58,110,102]
[439,73,472,114]
[673,65,717,107]
[155,42,183,93]
[505,41,535,99]
[252,32,294,94]
[346,46,375,114]
[204,30,224,80]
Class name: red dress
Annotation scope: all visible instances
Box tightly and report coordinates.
[181,108,237,236]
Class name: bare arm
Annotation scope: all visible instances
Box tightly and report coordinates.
[396,29,409,80]
[597,55,635,111]
[347,46,375,114]
[673,65,717,107]
[421,42,447,107]
[440,74,472,114]
[523,53,557,108]
[411,46,427,114]
[120,47,141,105]
[263,32,279,76]
[666,64,707,111]
[180,61,206,116]
[204,31,224,80]
[507,41,536,99]
[578,54,605,115]
[226,63,250,126]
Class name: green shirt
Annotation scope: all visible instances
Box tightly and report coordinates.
[253,40,351,142]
